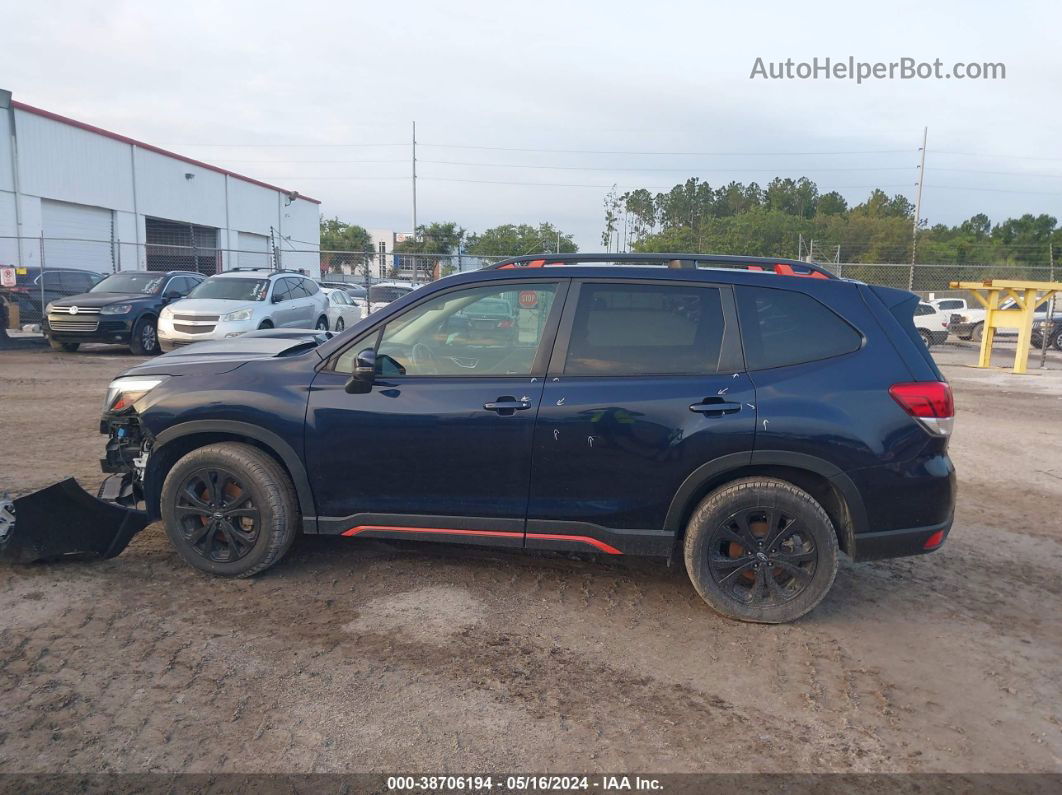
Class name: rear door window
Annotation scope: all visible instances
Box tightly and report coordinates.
[562,283,726,376]
[736,286,862,370]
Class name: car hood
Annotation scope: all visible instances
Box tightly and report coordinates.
[121,329,331,377]
[51,292,153,308]
[164,298,259,315]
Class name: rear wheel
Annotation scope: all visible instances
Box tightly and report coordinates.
[161,442,299,577]
[683,477,839,623]
[971,322,984,343]
[315,315,329,331]
[130,315,159,355]
[918,329,933,347]
[335,317,345,332]
[48,338,80,352]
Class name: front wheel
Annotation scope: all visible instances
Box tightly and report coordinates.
[161,442,299,577]
[683,477,839,623]
[130,315,160,355]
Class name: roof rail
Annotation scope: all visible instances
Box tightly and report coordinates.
[487,252,837,280]
[226,267,307,275]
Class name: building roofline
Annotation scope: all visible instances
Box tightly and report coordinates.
[11,100,322,205]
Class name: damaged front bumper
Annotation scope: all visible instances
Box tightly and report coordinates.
[0,475,150,564]
[0,409,154,565]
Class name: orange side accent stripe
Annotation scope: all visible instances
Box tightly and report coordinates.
[341,525,623,555]
[526,533,623,555]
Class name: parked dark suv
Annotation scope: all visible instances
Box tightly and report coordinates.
[44,270,204,354]
[0,267,105,326]
[98,254,956,623]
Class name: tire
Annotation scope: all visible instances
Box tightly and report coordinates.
[335,317,345,332]
[315,315,329,331]
[258,320,274,330]
[1053,331,1062,352]
[683,477,839,624]
[918,329,933,347]
[161,442,299,578]
[129,315,160,355]
[971,322,984,343]
[48,338,80,352]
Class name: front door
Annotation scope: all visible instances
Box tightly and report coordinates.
[306,279,567,545]
[527,280,757,555]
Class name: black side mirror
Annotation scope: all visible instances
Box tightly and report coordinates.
[344,348,377,394]
[271,293,282,303]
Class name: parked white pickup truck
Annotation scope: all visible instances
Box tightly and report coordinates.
[947,297,1059,342]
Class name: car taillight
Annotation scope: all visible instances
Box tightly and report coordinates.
[889,381,954,436]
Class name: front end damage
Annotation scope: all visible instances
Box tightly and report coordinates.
[0,394,154,566]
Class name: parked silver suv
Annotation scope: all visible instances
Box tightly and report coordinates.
[158,268,329,352]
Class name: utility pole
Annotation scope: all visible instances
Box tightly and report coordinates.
[909,126,928,291]
[411,121,418,285]
[1040,244,1055,369]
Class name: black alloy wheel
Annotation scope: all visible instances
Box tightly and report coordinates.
[173,467,261,563]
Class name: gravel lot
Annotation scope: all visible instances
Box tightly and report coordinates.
[0,339,1059,774]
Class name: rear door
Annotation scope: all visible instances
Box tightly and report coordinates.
[527,279,756,555]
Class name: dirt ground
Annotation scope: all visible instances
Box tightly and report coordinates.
[0,339,1059,774]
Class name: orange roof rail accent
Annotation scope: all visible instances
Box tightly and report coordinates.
[746,265,765,271]
[525,259,546,268]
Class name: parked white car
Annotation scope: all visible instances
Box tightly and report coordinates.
[914,302,951,346]
[158,269,329,352]
[322,287,363,332]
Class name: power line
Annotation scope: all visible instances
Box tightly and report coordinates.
[418,144,912,156]
[262,174,914,191]
[418,159,916,173]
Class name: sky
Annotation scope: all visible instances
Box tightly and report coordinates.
[2,0,1061,251]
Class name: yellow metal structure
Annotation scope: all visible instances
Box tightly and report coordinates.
[948,279,1061,374]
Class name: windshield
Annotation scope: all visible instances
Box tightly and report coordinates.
[187,277,270,301]
[369,285,411,304]
[90,273,165,294]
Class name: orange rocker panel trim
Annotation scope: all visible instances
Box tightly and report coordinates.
[341,525,623,555]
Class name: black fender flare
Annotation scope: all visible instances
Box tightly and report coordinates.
[149,420,317,528]
[664,450,866,550]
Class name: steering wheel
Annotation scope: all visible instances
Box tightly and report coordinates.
[411,342,439,375]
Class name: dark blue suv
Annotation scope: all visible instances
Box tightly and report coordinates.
[99,254,956,623]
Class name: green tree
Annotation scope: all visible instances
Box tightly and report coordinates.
[319,217,373,277]
[466,223,577,257]
[320,217,373,251]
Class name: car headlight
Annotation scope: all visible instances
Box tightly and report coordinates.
[160,305,175,320]
[100,303,133,315]
[222,307,253,323]
[103,376,169,413]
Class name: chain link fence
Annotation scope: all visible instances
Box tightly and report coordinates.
[2,233,1059,342]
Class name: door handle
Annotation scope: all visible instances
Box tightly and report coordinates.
[689,398,742,416]
[483,396,533,415]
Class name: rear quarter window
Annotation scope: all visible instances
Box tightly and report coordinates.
[736,285,862,370]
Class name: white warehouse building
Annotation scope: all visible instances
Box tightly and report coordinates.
[0,89,320,278]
